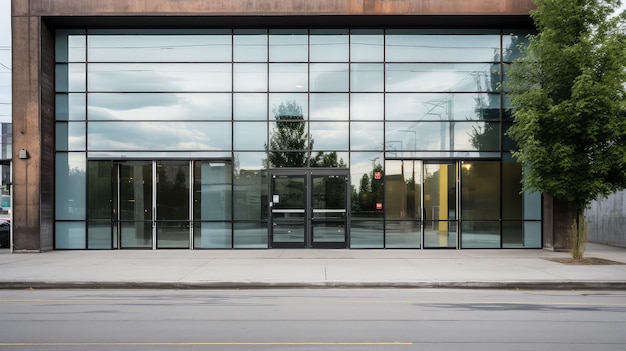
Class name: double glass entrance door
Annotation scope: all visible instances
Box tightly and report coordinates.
[270,169,349,248]
[118,161,190,249]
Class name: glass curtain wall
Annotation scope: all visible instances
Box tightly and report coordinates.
[54,28,541,249]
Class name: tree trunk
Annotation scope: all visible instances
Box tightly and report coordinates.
[570,206,588,260]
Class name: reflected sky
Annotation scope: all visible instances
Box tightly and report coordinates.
[56,29,513,158]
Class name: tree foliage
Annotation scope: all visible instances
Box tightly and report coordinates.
[266,101,311,168]
[266,100,345,168]
[507,0,626,258]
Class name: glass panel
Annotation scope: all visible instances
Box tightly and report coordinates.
[310,63,349,92]
[157,161,189,221]
[385,93,500,121]
[233,153,267,221]
[194,222,232,249]
[524,191,541,220]
[234,63,268,92]
[312,175,346,211]
[502,221,523,248]
[312,175,347,245]
[310,94,348,120]
[350,152,384,219]
[88,63,231,92]
[424,163,457,248]
[524,221,542,248]
[234,221,268,248]
[56,64,68,92]
[270,94,308,120]
[310,152,348,168]
[454,121,500,151]
[309,122,349,151]
[503,121,517,151]
[55,222,86,249]
[56,93,86,121]
[502,156,523,220]
[269,63,308,92]
[234,122,267,151]
[350,29,384,62]
[56,122,86,151]
[386,64,500,92]
[312,222,345,243]
[461,161,500,220]
[268,101,310,167]
[461,221,500,248]
[424,221,456,248]
[350,220,384,248]
[56,64,86,92]
[351,64,384,92]
[88,93,232,121]
[385,30,500,62]
[385,221,421,248]
[88,121,232,151]
[234,93,268,120]
[56,30,86,62]
[385,160,422,220]
[119,162,152,221]
[120,221,152,248]
[157,221,189,249]
[269,29,308,62]
[386,122,452,151]
[268,120,309,150]
[350,93,383,120]
[310,29,349,62]
[88,31,232,62]
[272,175,305,245]
[119,162,152,249]
[234,29,268,62]
[56,153,86,220]
[69,64,86,91]
[194,161,232,221]
[89,151,232,159]
[350,122,384,151]
[87,160,113,221]
[502,30,533,63]
[87,221,113,249]
[272,212,304,244]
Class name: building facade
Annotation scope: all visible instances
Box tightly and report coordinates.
[13,0,559,251]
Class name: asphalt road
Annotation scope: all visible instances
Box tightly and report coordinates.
[0,289,625,351]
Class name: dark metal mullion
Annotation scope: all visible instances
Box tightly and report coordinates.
[230,29,235,249]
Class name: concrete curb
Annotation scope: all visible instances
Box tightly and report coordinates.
[2,281,626,290]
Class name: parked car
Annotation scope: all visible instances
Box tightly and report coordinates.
[0,219,10,248]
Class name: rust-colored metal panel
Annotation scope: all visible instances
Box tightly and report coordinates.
[11,14,45,252]
[29,0,534,16]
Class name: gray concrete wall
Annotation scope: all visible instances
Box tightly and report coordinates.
[586,190,626,247]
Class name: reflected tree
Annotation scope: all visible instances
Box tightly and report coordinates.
[266,100,345,168]
[265,101,311,168]
[351,163,383,215]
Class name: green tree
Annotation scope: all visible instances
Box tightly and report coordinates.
[506,0,626,259]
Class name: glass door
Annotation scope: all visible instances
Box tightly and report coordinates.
[423,161,458,248]
[270,169,349,248]
[311,172,348,248]
[270,172,306,248]
[118,161,153,249]
[156,161,191,249]
[117,160,192,249]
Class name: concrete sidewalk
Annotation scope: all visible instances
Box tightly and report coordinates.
[0,243,625,290]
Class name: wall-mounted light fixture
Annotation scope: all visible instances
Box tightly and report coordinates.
[19,149,28,159]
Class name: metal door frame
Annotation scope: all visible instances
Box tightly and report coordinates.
[114,160,194,250]
[269,168,349,248]
[421,160,460,249]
